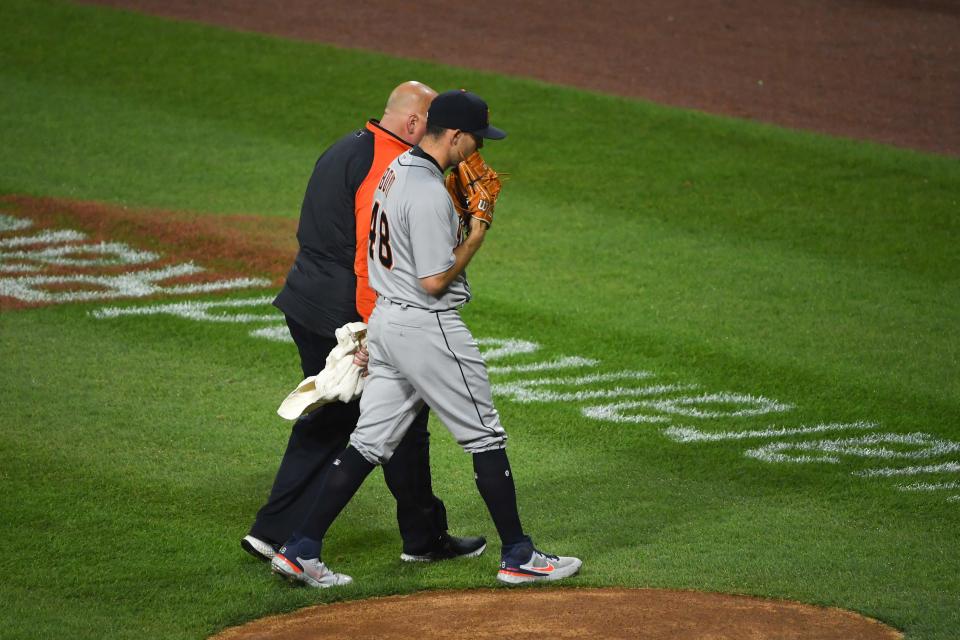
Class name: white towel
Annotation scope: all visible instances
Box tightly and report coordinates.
[276,322,368,420]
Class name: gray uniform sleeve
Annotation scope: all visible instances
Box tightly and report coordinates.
[410,190,458,279]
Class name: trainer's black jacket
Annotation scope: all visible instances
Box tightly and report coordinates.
[274,121,400,337]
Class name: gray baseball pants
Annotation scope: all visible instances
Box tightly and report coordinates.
[350,299,508,465]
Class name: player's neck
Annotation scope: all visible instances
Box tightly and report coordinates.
[378,113,414,144]
[418,139,452,172]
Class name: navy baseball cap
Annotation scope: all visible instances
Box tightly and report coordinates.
[427,90,507,140]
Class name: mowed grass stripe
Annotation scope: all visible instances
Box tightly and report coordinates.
[1,1,958,639]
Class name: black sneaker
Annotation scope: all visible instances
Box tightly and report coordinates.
[400,533,487,562]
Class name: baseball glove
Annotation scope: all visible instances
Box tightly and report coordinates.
[445,151,502,227]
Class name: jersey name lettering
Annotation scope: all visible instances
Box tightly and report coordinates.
[377,168,397,196]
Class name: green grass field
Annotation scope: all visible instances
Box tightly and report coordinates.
[2,1,958,638]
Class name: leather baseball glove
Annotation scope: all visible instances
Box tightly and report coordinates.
[445,151,502,227]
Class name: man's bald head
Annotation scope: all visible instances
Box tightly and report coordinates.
[380,81,437,145]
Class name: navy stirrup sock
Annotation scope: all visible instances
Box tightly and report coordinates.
[472,448,525,547]
[299,446,375,541]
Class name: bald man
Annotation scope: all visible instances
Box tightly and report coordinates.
[244,82,485,565]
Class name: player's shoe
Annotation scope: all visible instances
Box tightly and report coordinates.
[400,533,487,562]
[270,536,353,588]
[496,537,582,585]
[241,535,279,563]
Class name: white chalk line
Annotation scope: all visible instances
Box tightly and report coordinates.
[0,221,271,305]
[92,296,278,323]
[0,264,41,273]
[897,481,960,492]
[495,370,655,388]
[7,263,202,298]
[581,392,794,424]
[488,356,598,374]
[664,421,878,443]
[477,338,540,361]
[562,371,657,385]
[854,462,960,478]
[0,229,87,247]
[745,433,960,464]
[492,371,663,403]
[502,383,697,405]
[636,393,794,419]
[0,214,34,232]
[0,241,161,267]
[250,326,293,342]
[2,264,270,302]
[581,387,709,423]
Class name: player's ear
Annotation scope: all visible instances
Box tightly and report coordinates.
[406,113,418,136]
[451,130,470,162]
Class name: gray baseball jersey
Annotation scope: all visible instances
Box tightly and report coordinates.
[367,149,471,311]
[352,146,506,465]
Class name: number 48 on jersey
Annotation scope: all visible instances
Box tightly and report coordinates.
[368,200,394,269]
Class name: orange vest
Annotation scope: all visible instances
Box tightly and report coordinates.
[354,121,410,321]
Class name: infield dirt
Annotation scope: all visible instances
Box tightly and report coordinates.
[210,588,903,640]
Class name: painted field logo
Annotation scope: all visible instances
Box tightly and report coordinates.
[6,195,955,505]
[89,297,960,504]
[0,196,294,310]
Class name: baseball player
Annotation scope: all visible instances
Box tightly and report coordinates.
[243,82,485,566]
[271,90,582,587]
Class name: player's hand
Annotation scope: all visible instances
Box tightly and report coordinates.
[352,346,370,376]
[445,152,502,229]
[468,216,489,238]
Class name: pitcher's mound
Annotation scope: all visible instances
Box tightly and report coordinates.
[211,588,902,640]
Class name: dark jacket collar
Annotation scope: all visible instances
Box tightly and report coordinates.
[410,145,443,172]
